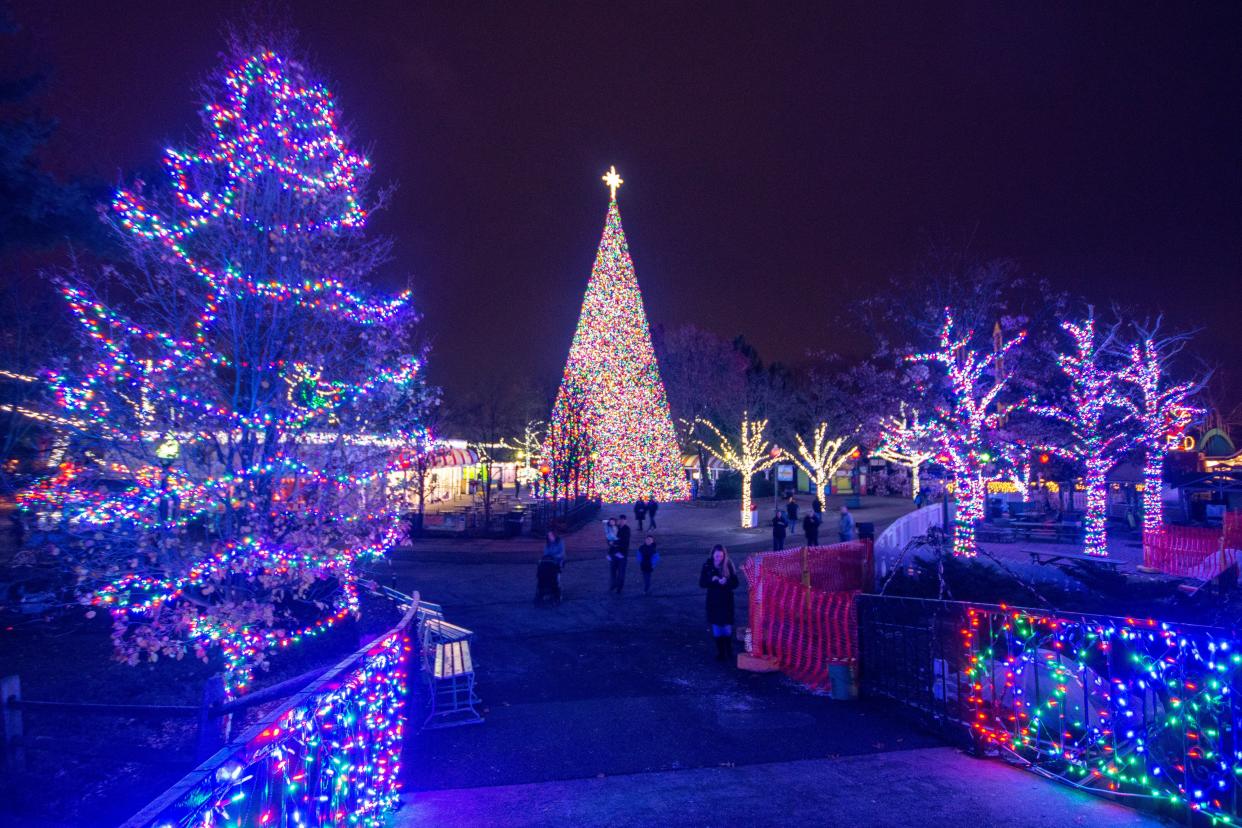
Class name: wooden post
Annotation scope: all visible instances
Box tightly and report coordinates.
[2,674,25,771]
[195,674,229,760]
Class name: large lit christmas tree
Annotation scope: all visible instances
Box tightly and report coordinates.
[21,49,429,692]
[546,168,687,504]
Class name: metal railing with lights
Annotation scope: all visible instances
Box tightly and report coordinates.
[121,593,421,828]
[858,594,1242,822]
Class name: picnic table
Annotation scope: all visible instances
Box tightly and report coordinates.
[1008,520,1082,544]
[1028,548,1123,571]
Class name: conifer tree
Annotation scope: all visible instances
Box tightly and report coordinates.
[547,168,687,503]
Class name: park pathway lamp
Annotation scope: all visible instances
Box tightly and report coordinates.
[539,461,552,506]
[155,434,181,527]
[770,445,783,512]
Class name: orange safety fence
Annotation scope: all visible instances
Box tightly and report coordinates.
[742,541,872,692]
[745,540,875,592]
[1144,513,1242,582]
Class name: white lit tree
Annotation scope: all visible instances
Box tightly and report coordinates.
[908,309,1025,556]
[874,402,936,500]
[698,412,779,527]
[788,422,856,505]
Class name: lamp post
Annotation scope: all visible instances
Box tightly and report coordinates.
[155,435,181,552]
[771,445,782,514]
[539,462,552,507]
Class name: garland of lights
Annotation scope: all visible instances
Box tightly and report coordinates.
[546,169,688,504]
[965,604,1242,824]
[140,626,409,826]
[907,309,1025,556]
[25,49,422,693]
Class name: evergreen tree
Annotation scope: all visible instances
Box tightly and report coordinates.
[22,47,430,692]
[547,168,687,503]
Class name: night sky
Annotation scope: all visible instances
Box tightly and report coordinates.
[10,1,1242,402]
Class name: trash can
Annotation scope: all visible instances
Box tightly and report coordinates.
[504,511,524,538]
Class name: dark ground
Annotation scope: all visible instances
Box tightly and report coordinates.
[388,498,1166,827]
[0,495,1174,826]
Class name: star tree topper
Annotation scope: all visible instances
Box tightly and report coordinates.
[602,165,623,200]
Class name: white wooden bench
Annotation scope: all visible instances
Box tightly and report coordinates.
[420,617,483,729]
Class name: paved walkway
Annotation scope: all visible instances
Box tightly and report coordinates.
[387,498,1166,827]
[398,748,1159,827]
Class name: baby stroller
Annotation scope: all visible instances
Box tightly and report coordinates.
[535,555,563,605]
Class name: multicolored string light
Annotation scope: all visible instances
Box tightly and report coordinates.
[546,172,688,504]
[965,603,1242,824]
[25,49,421,692]
[143,626,409,827]
[907,309,1025,556]
[1030,314,1135,556]
[1120,338,1200,533]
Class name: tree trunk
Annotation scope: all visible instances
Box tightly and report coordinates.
[1082,466,1109,557]
[1142,450,1164,533]
[953,474,984,557]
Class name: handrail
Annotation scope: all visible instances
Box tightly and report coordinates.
[874,503,943,560]
[856,593,1242,824]
[121,591,420,828]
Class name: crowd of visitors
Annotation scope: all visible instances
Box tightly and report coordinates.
[535,494,858,663]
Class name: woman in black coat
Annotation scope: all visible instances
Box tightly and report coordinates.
[699,544,740,662]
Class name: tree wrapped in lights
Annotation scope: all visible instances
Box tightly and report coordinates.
[698,412,778,527]
[21,48,429,692]
[1030,312,1135,556]
[874,403,936,500]
[788,422,856,505]
[908,309,1025,556]
[546,168,687,504]
[1118,320,1203,533]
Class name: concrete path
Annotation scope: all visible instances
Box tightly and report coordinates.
[387,498,1167,827]
[396,748,1162,828]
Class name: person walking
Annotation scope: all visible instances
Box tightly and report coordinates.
[544,529,565,568]
[811,497,823,525]
[610,515,631,593]
[603,518,618,589]
[803,513,819,546]
[771,508,787,550]
[647,496,659,529]
[638,534,659,594]
[700,544,740,662]
[839,506,856,542]
[634,498,648,531]
[785,495,799,536]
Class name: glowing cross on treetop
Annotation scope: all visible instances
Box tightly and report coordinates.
[602,165,623,200]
